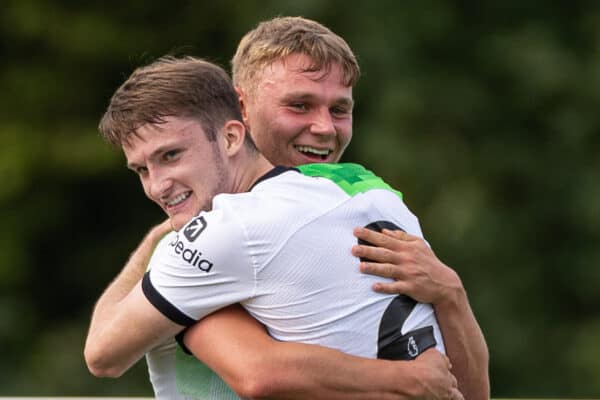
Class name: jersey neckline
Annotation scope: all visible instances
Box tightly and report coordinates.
[249,166,299,191]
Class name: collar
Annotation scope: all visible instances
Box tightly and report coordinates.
[249,166,299,191]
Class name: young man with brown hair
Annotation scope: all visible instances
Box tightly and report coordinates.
[86,16,488,400]
[85,55,462,400]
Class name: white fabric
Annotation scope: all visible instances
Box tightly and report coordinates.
[146,169,445,359]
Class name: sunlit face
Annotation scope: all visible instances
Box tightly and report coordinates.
[123,117,231,231]
[241,53,353,167]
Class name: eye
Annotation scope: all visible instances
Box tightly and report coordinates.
[331,105,351,117]
[289,102,308,112]
[163,149,181,162]
[135,166,148,175]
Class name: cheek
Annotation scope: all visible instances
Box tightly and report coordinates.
[140,179,152,199]
[257,119,286,149]
[247,110,272,145]
[337,122,353,146]
[268,127,296,153]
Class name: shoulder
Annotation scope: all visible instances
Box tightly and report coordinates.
[150,209,249,276]
[215,169,343,217]
[298,163,403,199]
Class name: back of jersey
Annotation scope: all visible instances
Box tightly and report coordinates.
[242,163,445,360]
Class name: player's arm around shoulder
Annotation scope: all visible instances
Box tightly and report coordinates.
[85,208,254,379]
[84,277,186,378]
[183,305,463,400]
[84,220,180,377]
[353,227,490,400]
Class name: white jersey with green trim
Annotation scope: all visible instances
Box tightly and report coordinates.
[145,340,238,399]
[144,163,445,398]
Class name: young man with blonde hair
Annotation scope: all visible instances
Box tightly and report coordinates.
[86,16,488,400]
[86,55,462,400]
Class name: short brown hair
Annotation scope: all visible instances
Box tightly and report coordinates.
[231,16,360,94]
[99,56,246,147]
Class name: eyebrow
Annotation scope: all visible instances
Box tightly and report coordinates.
[281,92,354,107]
[126,144,176,170]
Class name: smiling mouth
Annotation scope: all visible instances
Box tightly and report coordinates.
[294,145,332,160]
[165,191,191,208]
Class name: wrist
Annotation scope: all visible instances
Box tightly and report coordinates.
[127,224,172,274]
[435,268,467,310]
[382,360,421,399]
[148,222,172,242]
[392,360,427,399]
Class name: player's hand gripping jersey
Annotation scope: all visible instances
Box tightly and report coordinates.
[144,163,445,361]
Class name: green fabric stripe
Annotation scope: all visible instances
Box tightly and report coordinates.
[176,347,239,399]
[174,163,400,399]
[297,163,402,199]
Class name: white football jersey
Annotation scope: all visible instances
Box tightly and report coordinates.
[144,164,444,371]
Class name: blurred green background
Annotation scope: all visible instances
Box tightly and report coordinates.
[1,0,599,397]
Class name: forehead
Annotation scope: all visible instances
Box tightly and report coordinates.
[122,117,203,160]
[258,53,350,90]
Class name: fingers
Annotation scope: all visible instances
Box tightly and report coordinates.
[148,220,174,241]
[353,227,395,248]
[352,243,395,264]
[157,218,174,233]
[353,227,417,249]
[382,228,419,241]
[353,227,429,267]
[415,349,462,400]
[358,256,405,278]
[444,354,452,371]
[451,388,465,400]
[357,259,414,295]
[370,280,409,294]
[358,260,415,295]
[445,363,461,400]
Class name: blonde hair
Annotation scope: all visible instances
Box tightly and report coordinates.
[231,16,360,94]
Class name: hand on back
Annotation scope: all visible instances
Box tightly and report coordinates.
[411,349,464,400]
[352,228,463,305]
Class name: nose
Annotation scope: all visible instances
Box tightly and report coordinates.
[309,107,336,137]
[145,167,172,202]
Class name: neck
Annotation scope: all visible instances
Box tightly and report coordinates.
[230,153,274,194]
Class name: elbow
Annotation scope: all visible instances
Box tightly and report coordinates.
[84,344,126,378]
[227,368,281,399]
[234,378,275,399]
[479,359,492,400]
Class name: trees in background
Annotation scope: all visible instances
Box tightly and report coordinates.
[1,0,598,396]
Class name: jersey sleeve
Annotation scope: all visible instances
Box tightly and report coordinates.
[369,189,425,239]
[142,208,256,326]
[396,198,433,247]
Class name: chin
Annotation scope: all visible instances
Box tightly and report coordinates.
[170,216,190,231]
[170,221,184,231]
[169,207,201,231]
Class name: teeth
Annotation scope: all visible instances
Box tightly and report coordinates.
[295,146,331,156]
[167,192,191,207]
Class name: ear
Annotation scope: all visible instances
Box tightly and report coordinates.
[235,86,251,129]
[221,120,247,157]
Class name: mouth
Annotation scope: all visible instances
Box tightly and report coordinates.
[294,145,333,161]
[164,191,192,210]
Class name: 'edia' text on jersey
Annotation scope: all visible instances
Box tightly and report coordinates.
[168,234,214,272]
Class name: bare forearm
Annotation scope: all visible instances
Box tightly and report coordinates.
[85,222,172,376]
[92,221,170,305]
[184,305,458,400]
[351,228,487,399]
[87,222,168,331]
[435,284,489,400]
[248,344,464,400]
[85,282,184,378]
[242,344,422,400]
